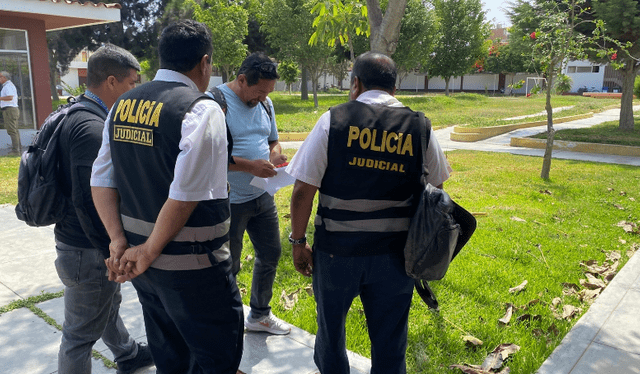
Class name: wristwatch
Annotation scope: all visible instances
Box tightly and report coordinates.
[288,232,307,245]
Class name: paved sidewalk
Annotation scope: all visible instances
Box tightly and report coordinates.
[0,204,370,374]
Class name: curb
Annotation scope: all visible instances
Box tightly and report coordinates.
[450,113,595,142]
[279,132,309,141]
[510,137,640,157]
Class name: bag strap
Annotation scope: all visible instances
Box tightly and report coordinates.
[415,113,439,310]
[415,280,439,310]
[417,112,432,186]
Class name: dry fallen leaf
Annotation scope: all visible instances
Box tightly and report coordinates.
[551,297,562,308]
[509,280,528,294]
[463,335,484,347]
[561,283,580,291]
[515,314,542,323]
[578,288,601,303]
[449,364,492,374]
[499,304,514,325]
[511,216,527,223]
[548,323,559,336]
[481,344,520,371]
[606,251,622,262]
[561,305,580,320]
[281,289,299,310]
[305,285,314,296]
[245,255,254,262]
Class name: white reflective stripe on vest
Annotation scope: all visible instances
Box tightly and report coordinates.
[315,215,410,232]
[319,193,413,212]
[121,215,230,242]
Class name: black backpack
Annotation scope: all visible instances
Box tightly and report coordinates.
[15,97,101,227]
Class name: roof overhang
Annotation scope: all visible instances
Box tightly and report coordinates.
[0,0,121,31]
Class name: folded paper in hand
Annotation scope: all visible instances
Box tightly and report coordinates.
[249,167,296,195]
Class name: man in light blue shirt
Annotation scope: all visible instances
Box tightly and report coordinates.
[218,52,291,335]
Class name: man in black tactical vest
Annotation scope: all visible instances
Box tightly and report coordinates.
[91,20,243,374]
[286,52,452,373]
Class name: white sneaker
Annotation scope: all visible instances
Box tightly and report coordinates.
[244,312,291,335]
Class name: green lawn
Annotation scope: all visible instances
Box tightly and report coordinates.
[250,150,640,373]
[531,118,640,147]
[271,92,619,131]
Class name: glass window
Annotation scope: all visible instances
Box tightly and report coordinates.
[592,66,600,73]
[0,28,35,129]
[576,66,592,73]
[567,66,576,73]
[0,29,28,51]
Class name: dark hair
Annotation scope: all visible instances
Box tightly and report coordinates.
[159,20,213,73]
[351,51,397,92]
[237,52,279,86]
[87,44,140,88]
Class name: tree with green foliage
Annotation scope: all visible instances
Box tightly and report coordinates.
[260,0,333,107]
[393,0,437,88]
[509,0,606,179]
[189,0,248,82]
[484,41,536,94]
[309,0,370,61]
[583,0,640,131]
[47,0,171,99]
[429,0,490,96]
[278,60,300,94]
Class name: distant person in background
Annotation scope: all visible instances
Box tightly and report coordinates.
[0,71,21,155]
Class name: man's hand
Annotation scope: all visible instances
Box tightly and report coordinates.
[270,153,287,167]
[105,237,129,281]
[112,244,159,283]
[249,159,277,178]
[293,243,313,277]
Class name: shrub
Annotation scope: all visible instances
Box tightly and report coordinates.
[555,73,572,94]
[634,75,640,99]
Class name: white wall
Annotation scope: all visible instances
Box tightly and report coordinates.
[563,60,606,92]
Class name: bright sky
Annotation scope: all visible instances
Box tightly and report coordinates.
[482,0,511,27]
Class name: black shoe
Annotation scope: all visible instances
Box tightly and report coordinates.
[116,343,154,374]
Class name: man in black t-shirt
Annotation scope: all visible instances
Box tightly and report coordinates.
[54,44,153,374]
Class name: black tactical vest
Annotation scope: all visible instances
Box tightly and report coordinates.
[314,100,424,256]
[109,80,230,252]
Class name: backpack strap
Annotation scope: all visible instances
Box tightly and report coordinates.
[260,100,273,122]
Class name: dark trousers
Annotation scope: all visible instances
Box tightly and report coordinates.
[312,250,415,374]
[132,258,243,374]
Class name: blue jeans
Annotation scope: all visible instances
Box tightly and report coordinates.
[54,241,137,374]
[312,250,415,374]
[131,256,243,374]
[229,192,282,319]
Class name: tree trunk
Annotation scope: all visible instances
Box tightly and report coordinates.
[301,68,309,101]
[366,0,408,56]
[619,60,638,131]
[49,59,59,102]
[540,73,555,180]
[312,75,319,108]
[444,77,450,96]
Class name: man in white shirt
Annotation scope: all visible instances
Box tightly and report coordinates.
[287,51,452,374]
[91,20,243,373]
[0,71,21,155]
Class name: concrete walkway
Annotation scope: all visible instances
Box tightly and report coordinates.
[0,203,370,374]
[2,106,640,373]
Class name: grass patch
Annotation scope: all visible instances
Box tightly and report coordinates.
[0,156,19,205]
[530,119,640,147]
[271,92,620,132]
[238,150,639,373]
